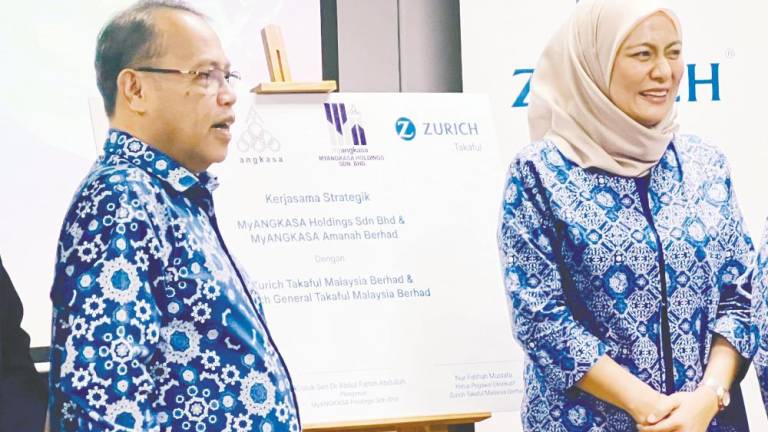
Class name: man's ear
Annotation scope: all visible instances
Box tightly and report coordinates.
[116,69,148,114]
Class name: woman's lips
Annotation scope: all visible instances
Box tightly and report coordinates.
[639,89,670,104]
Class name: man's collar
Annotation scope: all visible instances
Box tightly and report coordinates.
[103,129,219,193]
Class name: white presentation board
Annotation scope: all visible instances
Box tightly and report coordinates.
[460,1,768,429]
[214,93,518,422]
[0,0,322,348]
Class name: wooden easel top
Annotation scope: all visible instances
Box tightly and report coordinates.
[303,412,492,432]
[253,24,337,94]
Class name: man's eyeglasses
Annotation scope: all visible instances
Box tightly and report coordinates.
[134,66,241,91]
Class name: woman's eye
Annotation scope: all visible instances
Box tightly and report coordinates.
[632,51,652,59]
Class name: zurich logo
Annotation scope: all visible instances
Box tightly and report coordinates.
[395,117,416,141]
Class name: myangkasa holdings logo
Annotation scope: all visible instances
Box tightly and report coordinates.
[324,102,367,146]
[395,117,416,141]
[320,102,384,167]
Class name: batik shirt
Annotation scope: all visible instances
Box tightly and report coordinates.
[753,224,768,414]
[50,129,300,432]
[498,135,756,431]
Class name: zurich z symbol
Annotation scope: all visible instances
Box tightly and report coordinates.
[395,117,416,141]
[324,103,367,146]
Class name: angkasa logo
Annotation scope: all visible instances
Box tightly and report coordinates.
[237,104,281,153]
[395,117,416,141]
[324,103,367,146]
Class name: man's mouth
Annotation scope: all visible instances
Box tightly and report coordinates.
[212,116,235,131]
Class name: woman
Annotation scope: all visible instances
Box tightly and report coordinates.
[498,0,756,430]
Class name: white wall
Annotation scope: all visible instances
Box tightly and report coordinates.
[331,0,462,92]
[336,0,400,91]
[398,0,462,92]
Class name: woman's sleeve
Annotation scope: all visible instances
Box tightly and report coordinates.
[712,161,758,359]
[498,159,607,392]
[753,220,768,408]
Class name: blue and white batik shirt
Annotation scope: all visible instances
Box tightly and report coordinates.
[499,135,756,431]
[50,129,300,432]
[751,218,768,417]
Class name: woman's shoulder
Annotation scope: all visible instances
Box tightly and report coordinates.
[514,139,557,160]
[673,134,729,170]
[507,139,567,173]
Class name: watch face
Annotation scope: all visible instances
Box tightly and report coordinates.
[722,390,731,407]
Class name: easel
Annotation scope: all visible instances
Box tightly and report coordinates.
[251,25,493,432]
[253,25,337,94]
[303,412,492,432]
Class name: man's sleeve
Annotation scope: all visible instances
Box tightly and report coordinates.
[50,175,166,431]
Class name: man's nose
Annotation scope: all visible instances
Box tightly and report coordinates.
[217,80,237,107]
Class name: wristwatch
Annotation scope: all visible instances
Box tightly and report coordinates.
[699,379,731,411]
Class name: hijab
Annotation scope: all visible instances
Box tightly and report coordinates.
[528,0,681,176]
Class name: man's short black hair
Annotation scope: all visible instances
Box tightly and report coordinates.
[95,0,205,117]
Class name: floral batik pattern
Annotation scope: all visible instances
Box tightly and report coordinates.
[498,135,756,431]
[50,129,300,432]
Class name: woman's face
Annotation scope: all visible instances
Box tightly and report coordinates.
[609,12,683,128]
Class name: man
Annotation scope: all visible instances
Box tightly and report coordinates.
[0,257,48,431]
[49,1,300,430]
